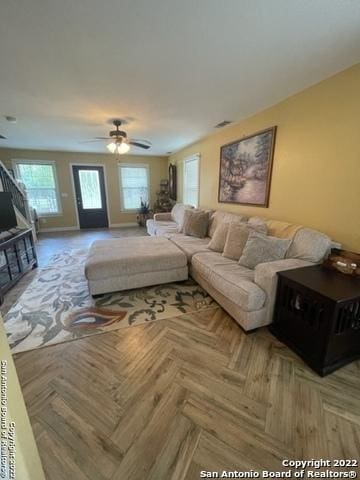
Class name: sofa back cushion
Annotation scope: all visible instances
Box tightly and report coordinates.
[208,211,247,238]
[286,228,331,262]
[182,209,210,238]
[171,204,194,230]
[239,231,291,269]
[266,219,302,239]
[247,217,267,235]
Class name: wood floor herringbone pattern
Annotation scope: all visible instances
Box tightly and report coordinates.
[14,306,360,480]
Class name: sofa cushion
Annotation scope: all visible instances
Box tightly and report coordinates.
[212,262,255,282]
[207,223,229,252]
[286,227,331,262]
[209,263,265,311]
[247,217,267,234]
[182,209,210,238]
[191,251,235,279]
[266,220,302,239]
[223,223,251,260]
[239,231,291,269]
[154,221,179,236]
[169,234,210,261]
[208,211,247,238]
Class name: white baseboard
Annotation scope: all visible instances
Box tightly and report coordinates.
[39,223,140,232]
[109,222,139,228]
[39,226,79,233]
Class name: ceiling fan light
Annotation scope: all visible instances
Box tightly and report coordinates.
[117,142,130,154]
[107,142,117,153]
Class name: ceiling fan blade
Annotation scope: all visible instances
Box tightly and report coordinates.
[0,134,6,139]
[94,137,110,140]
[78,139,108,144]
[131,138,152,145]
[129,140,151,149]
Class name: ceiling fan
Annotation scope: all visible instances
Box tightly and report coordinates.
[80,120,151,154]
[0,135,6,139]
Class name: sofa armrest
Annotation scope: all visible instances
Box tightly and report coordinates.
[154,212,172,222]
[254,259,313,324]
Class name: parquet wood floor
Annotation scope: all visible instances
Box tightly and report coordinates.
[14,306,360,479]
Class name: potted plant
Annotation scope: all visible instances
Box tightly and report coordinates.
[137,198,151,226]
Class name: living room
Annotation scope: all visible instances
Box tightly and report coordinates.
[0,1,359,479]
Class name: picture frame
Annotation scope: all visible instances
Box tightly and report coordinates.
[218,126,277,207]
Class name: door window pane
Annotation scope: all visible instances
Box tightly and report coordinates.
[79,170,102,209]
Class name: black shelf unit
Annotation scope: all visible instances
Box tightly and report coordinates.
[0,228,38,305]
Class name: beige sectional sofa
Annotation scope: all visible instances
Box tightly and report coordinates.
[147,205,331,331]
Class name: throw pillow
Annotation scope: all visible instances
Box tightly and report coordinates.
[222,223,250,260]
[239,231,291,269]
[207,222,229,252]
[182,209,210,238]
[208,211,247,238]
[247,217,267,234]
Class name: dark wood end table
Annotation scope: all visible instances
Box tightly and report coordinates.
[269,265,360,376]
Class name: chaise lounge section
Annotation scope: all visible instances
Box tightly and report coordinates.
[85,236,188,296]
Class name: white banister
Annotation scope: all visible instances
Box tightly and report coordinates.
[0,160,36,239]
[0,160,26,196]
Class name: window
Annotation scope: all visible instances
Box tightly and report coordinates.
[183,154,200,207]
[118,164,150,211]
[13,160,61,215]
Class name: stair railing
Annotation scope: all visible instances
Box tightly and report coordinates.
[0,160,32,224]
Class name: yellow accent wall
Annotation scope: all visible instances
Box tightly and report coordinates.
[170,63,360,251]
[0,149,168,229]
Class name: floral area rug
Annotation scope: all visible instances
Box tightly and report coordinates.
[4,249,216,354]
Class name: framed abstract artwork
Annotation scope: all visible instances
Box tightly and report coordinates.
[218,126,277,207]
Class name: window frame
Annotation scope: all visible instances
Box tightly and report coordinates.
[12,159,62,217]
[183,153,200,208]
[118,163,151,213]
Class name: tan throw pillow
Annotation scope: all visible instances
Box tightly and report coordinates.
[182,209,210,238]
[222,223,250,260]
[208,211,247,238]
[239,231,291,269]
[207,223,229,252]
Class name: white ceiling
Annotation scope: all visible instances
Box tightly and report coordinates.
[0,0,359,156]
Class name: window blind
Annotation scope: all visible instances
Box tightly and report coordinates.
[183,155,200,207]
[118,164,150,211]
